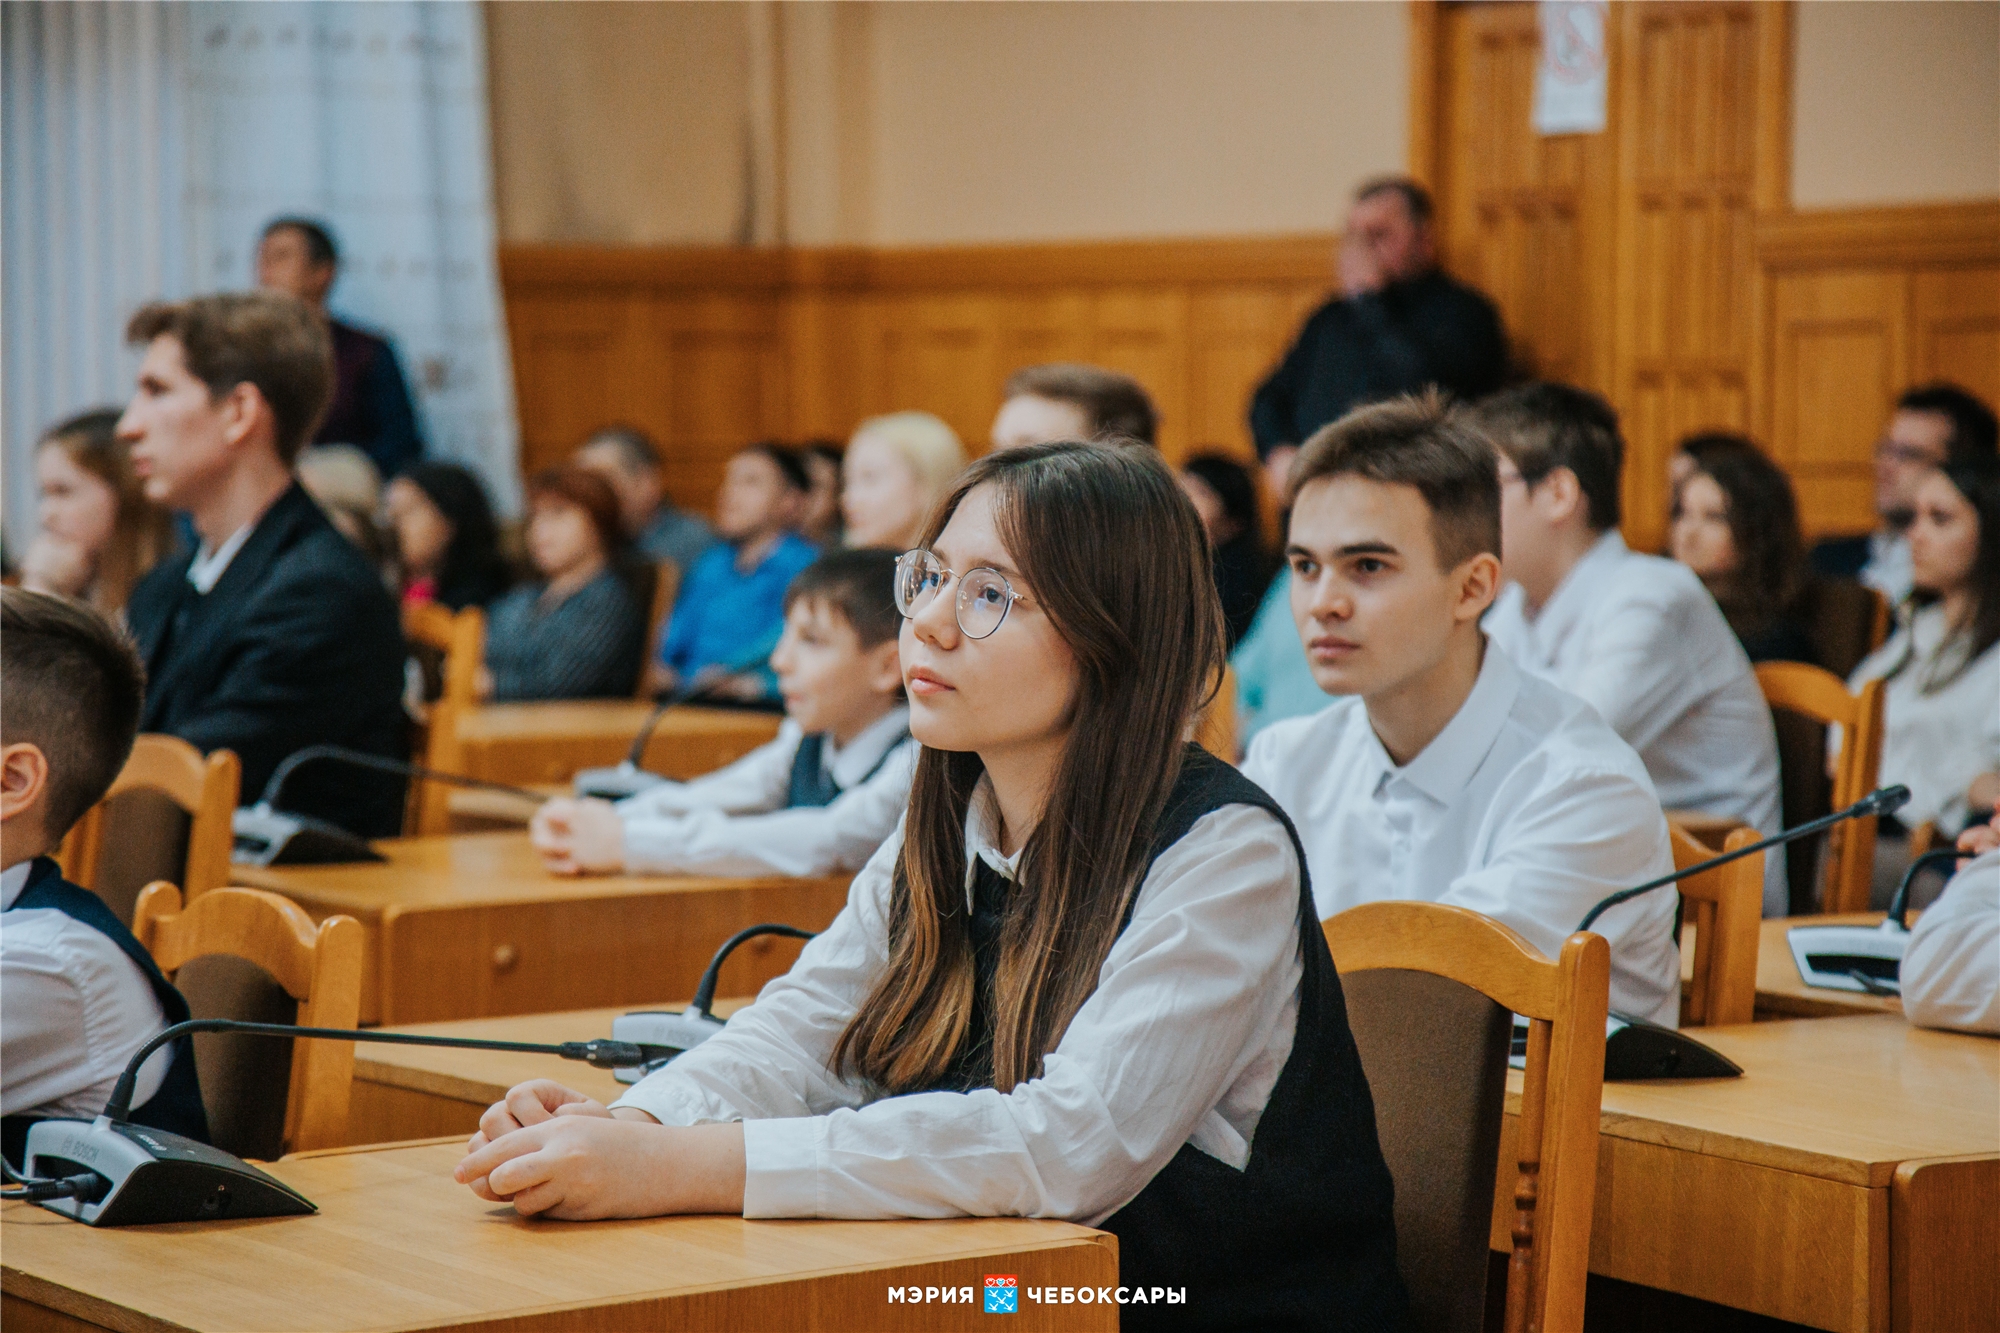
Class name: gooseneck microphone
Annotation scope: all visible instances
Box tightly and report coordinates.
[17,1020,689,1227]
[232,745,550,866]
[1578,785,1911,931]
[573,668,730,800]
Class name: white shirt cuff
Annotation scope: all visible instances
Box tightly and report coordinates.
[741,1115,824,1218]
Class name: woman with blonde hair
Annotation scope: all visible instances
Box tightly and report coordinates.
[839,411,966,551]
[20,408,173,614]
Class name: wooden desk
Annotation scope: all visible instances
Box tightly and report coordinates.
[347,1002,750,1145]
[1489,1015,1998,1332]
[1,1140,1118,1332]
[233,832,848,1026]
[456,700,781,787]
[1757,913,1905,1018]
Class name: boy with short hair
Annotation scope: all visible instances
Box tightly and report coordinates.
[990,363,1159,451]
[649,442,820,701]
[1241,394,1681,1024]
[534,548,916,878]
[1475,383,1786,913]
[1,588,208,1162]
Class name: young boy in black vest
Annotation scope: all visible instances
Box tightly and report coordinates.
[531,548,916,878]
[1,588,208,1165]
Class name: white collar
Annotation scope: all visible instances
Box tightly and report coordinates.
[1,860,35,910]
[1361,641,1521,807]
[1526,528,1628,640]
[961,774,1025,904]
[822,707,912,791]
[186,523,255,594]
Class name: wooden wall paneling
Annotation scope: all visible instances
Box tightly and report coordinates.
[1089,287,1191,460]
[1911,265,2000,408]
[505,293,638,479]
[1767,268,1907,537]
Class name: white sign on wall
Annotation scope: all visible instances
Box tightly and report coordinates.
[1534,1,1609,136]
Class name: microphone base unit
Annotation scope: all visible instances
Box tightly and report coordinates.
[610,1008,728,1082]
[22,1118,315,1226]
[1511,1012,1745,1081]
[574,763,667,802]
[231,805,385,866]
[1786,921,1906,996]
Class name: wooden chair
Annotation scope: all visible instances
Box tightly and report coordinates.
[1194,662,1238,762]
[1756,663,1886,914]
[133,883,364,1158]
[402,601,484,835]
[1798,576,1890,680]
[58,736,240,918]
[1326,901,1609,1333]
[1672,823,1763,1027]
[633,557,681,700]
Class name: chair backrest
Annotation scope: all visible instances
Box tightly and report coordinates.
[1671,824,1763,1026]
[1755,663,1886,913]
[133,883,364,1157]
[635,557,681,700]
[1194,662,1238,762]
[1800,577,1890,680]
[401,601,485,835]
[1326,902,1609,1333]
[58,736,240,912]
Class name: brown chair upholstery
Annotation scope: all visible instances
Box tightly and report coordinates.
[1194,662,1238,762]
[1799,576,1890,680]
[1341,968,1512,1333]
[630,556,681,699]
[402,601,485,835]
[1327,902,1610,1333]
[58,735,240,924]
[133,884,364,1160]
[1756,663,1887,914]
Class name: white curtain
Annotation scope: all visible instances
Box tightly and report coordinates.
[2,0,519,547]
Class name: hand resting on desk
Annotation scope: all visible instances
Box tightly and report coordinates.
[454,1077,747,1219]
[529,797,627,876]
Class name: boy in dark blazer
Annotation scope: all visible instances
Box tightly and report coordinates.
[119,292,407,838]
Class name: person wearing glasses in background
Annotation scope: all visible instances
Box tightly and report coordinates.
[1810,384,1998,603]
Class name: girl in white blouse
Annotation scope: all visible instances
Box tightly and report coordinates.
[454,442,1407,1329]
[1849,461,2000,882]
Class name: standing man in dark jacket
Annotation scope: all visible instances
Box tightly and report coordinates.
[257,216,424,478]
[1251,178,1508,497]
[119,292,409,838]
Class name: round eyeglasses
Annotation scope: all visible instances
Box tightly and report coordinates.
[894,548,1028,640]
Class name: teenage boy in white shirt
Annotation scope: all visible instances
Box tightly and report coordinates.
[1242,393,1681,1024]
[529,549,916,879]
[1476,383,1786,914]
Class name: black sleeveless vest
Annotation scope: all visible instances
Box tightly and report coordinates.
[1,858,210,1166]
[925,748,1407,1331]
[785,727,910,809]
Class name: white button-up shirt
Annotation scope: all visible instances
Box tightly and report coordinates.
[1859,531,1914,605]
[1485,530,1785,913]
[1,861,171,1120]
[1901,847,1999,1035]
[1847,604,2000,833]
[611,781,1304,1224]
[185,523,254,594]
[615,709,917,878]
[1242,643,1682,1026]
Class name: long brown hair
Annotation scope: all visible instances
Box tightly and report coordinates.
[1673,433,1806,638]
[37,409,174,614]
[834,441,1226,1094]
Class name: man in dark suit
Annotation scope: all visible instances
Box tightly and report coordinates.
[1808,383,1998,603]
[1251,178,1508,502]
[257,217,424,479]
[118,292,408,838]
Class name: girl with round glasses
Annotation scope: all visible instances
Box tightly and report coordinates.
[455,441,1405,1330]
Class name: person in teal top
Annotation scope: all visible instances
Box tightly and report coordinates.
[1230,567,1328,750]
[653,443,819,701]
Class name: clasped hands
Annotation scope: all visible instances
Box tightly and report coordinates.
[453,1079,746,1219]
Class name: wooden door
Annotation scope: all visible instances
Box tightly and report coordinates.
[1430,1,1788,551]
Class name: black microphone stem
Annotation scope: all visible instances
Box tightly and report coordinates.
[100,1020,681,1125]
[1578,786,1909,932]
[624,672,726,768]
[259,744,547,810]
